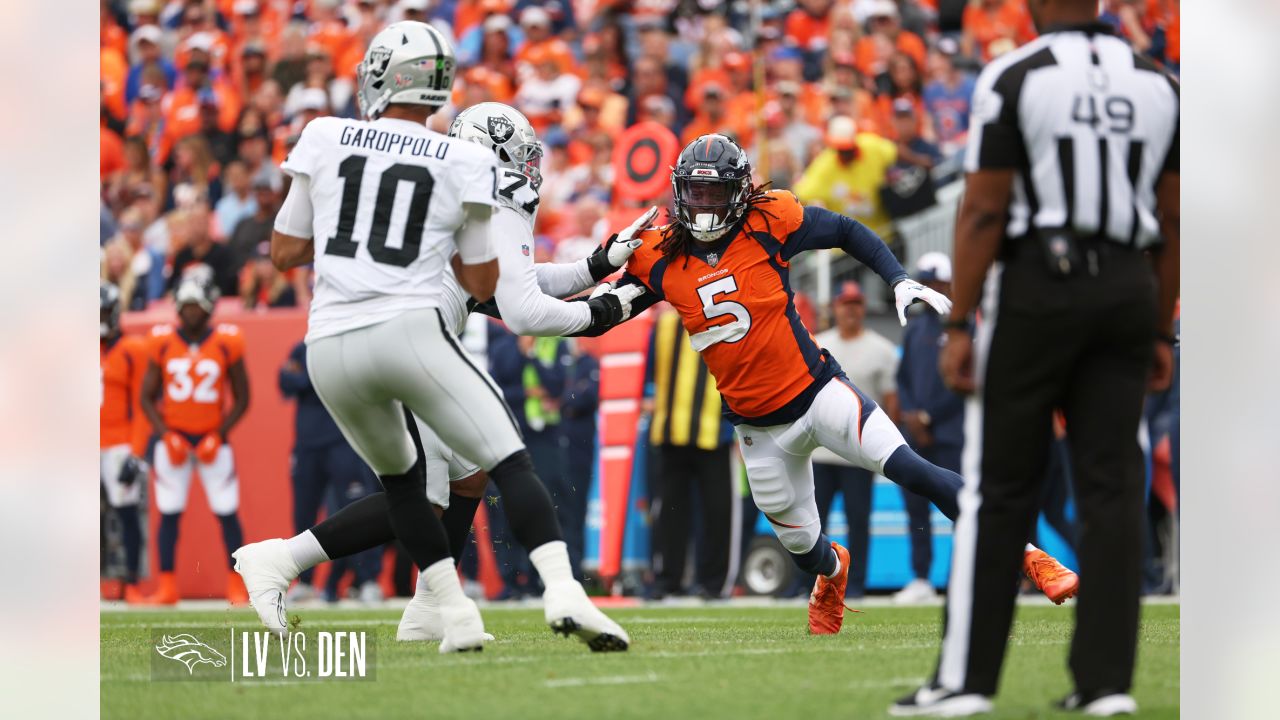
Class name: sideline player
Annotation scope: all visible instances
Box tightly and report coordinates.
[100,281,151,602]
[597,134,1077,634]
[233,24,629,652]
[138,270,251,605]
[236,102,646,644]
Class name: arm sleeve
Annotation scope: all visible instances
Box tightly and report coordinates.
[533,257,597,299]
[783,206,909,285]
[491,214,592,336]
[455,203,497,264]
[273,174,315,238]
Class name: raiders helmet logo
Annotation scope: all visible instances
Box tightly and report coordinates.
[365,47,393,79]
[487,115,515,145]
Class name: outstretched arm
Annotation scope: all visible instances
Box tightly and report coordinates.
[533,206,660,299]
[784,206,951,325]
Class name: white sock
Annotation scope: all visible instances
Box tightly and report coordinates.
[284,531,328,574]
[528,541,575,586]
[825,555,843,580]
[413,569,434,599]
[1024,543,1038,553]
[422,558,467,605]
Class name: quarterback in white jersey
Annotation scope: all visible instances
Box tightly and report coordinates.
[233,21,630,654]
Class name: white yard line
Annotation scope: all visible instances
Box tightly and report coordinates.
[543,671,661,688]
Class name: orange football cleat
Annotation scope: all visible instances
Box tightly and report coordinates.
[1024,548,1078,605]
[226,573,250,606]
[144,571,180,605]
[123,583,147,605]
[808,542,852,635]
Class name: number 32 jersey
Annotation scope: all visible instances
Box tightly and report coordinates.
[282,116,501,342]
[149,324,245,435]
[625,190,842,425]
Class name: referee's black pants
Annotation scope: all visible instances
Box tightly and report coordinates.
[650,443,737,597]
[938,243,1155,697]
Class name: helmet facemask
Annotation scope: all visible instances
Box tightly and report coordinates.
[673,175,749,243]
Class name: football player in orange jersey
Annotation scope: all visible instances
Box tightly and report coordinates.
[599,135,1077,633]
[138,270,251,605]
[100,282,151,602]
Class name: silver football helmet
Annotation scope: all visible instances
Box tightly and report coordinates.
[356,21,457,120]
[448,102,544,189]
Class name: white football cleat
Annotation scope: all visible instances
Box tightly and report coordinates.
[437,598,488,653]
[893,578,939,604]
[232,539,300,636]
[398,587,444,641]
[543,582,629,652]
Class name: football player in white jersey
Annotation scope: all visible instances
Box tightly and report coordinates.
[234,102,650,646]
[232,22,629,653]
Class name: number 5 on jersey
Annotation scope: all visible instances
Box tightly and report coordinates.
[690,276,752,352]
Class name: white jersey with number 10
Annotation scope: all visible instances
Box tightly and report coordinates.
[282,115,500,343]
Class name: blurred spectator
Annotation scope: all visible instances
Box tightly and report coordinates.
[894,253,962,603]
[681,83,752,147]
[794,116,898,239]
[636,20,689,118]
[557,340,599,582]
[228,177,279,275]
[880,98,942,219]
[809,282,899,599]
[167,135,221,208]
[103,205,164,310]
[962,0,1037,62]
[282,46,351,120]
[239,241,300,309]
[873,52,933,141]
[515,6,574,77]
[923,37,976,158]
[168,204,237,298]
[645,309,738,600]
[108,136,167,213]
[279,341,384,603]
[786,0,834,81]
[515,45,581,133]
[213,160,257,241]
[774,81,823,169]
[125,24,176,104]
[855,1,927,80]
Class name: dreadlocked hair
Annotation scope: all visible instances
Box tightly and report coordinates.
[657,182,782,267]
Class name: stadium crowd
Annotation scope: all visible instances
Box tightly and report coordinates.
[99,0,1181,601]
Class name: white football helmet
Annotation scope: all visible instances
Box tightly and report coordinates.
[448,102,544,189]
[356,21,457,120]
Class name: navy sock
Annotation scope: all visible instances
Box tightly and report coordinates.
[158,512,181,572]
[215,514,244,569]
[791,534,838,576]
[117,505,142,583]
[883,446,962,520]
[442,493,482,565]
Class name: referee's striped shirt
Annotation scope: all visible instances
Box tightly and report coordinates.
[965,22,1179,248]
[647,311,729,451]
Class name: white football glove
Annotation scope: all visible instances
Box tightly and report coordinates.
[606,205,660,267]
[589,282,647,322]
[894,279,953,326]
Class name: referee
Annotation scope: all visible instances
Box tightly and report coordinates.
[892,0,1179,716]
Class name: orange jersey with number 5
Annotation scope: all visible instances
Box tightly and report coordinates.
[149,324,246,435]
[625,190,841,424]
[101,334,151,452]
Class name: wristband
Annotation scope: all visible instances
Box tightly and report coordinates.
[1155,332,1177,346]
[943,317,972,332]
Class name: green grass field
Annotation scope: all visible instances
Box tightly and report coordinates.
[102,602,1178,719]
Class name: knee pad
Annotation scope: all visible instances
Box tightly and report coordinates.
[744,457,794,515]
[771,517,821,555]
